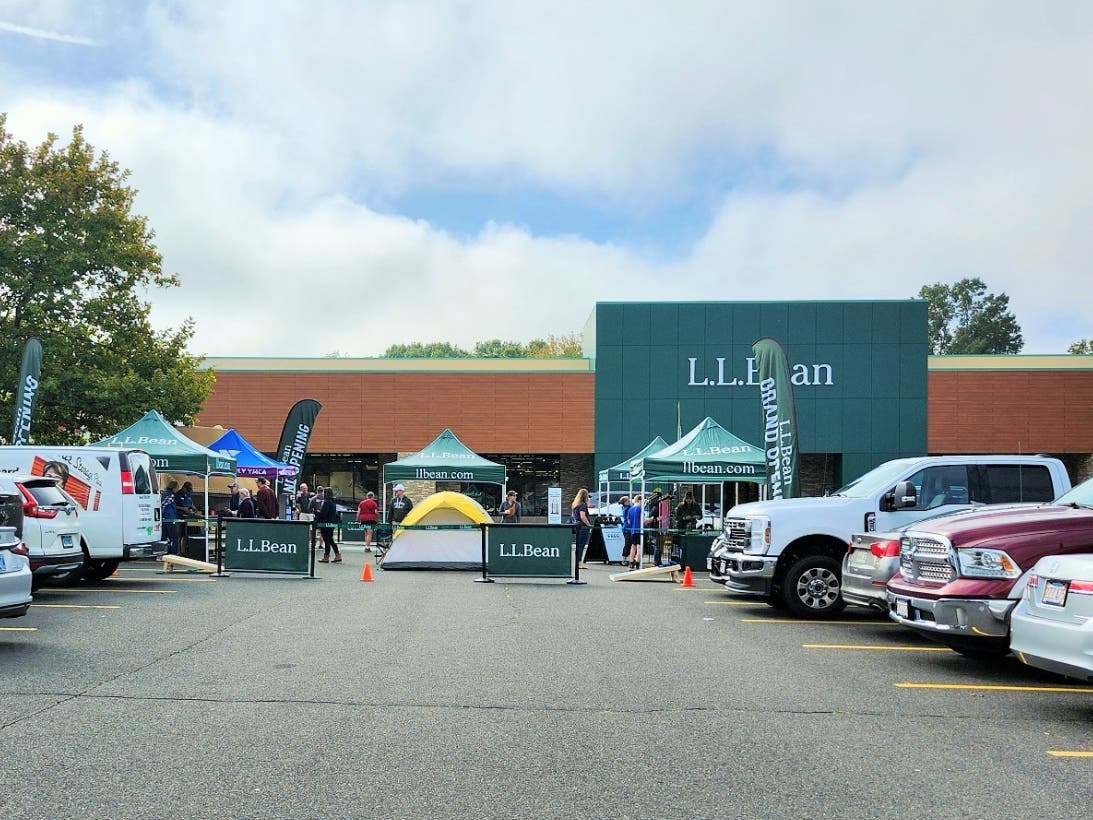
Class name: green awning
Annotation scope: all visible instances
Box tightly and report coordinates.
[382,428,506,485]
[598,436,668,483]
[631,417,765,484]
[94,410,236,476]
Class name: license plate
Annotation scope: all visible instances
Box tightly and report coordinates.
[62,535,74,548]
[848,550,877,572]
[895,597,910,619]
[1042,580,1068,607]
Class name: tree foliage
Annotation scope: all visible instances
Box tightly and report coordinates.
[918,277,1023,354]
[1068,339,1092,355]
[383,333,584,359]
[0,115,213,444]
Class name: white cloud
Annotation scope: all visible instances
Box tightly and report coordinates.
[2,1,1093,355]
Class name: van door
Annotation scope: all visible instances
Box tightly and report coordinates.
[122,450,161,547]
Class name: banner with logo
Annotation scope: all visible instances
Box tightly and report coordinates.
[223,519,311,574]
[752,337,800,499]
[11,337,42,445]
[275,399,321,497]
[487,524,574,577]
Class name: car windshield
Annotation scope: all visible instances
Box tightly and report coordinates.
[1053,476,1093,508]
[833,460,915,498]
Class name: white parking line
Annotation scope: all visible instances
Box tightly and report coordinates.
[32,603,122,610]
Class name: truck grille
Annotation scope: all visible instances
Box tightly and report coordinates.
[899,536,956,584]
[721,518,750,550]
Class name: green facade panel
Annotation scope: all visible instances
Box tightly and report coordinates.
[593,300,928,488]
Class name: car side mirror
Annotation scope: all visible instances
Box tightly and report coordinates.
[889,481,917,510]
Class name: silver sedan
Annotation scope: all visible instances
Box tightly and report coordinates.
[1011,553,1093,681]
[842,531,902,611]
[0,526,32,619]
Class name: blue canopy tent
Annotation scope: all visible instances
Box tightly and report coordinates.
[207,428,299,480]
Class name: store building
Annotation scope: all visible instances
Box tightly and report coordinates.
[197,300,1093,512]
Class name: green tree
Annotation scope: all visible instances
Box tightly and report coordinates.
[918,277,1023,354]
[473,339,527,357]
[1068,339,1092,354]
[0,115,213,444]
[383,341,470,358]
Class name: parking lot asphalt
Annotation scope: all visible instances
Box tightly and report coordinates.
[1,551,1090,820]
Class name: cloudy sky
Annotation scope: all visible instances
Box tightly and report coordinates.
[2,1,1091,357]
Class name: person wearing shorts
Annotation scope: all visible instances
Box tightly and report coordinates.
[357,491,379,550]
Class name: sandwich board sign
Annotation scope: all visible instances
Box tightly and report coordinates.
[224,520,310,575]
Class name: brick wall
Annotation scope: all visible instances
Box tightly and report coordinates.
[928,370,1093,454]
[199,371,594,455]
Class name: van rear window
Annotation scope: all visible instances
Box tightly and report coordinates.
[127,452,156,495]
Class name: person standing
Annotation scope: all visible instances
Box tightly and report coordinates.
[315,488,342,563]
[255,477,278,519]
[227,480,241,516]
[295,483,314,523]
[499,490,521,523]
[174,481,198,518]
[625,492,643,569]
[571,487,592,570]
[357,491,379,550]
[236,487,257,518]
[388,484,413,525]
[675,490,702,531]
[161,479,179,555]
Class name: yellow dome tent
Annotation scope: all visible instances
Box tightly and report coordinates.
[382,491,492,570]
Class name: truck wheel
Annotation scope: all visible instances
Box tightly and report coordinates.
[83,559,120,581]
[782,555,846,618]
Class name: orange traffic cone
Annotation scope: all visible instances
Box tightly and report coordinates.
[361,563,374,582]
[680,566,695,588]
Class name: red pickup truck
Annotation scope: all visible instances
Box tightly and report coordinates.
[886,477,1093,657]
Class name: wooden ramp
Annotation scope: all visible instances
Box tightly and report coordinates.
[609,563,681,582]
[160,555,217,574]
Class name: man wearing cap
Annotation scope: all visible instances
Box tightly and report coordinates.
[388,484,413,525]
[255,476,278,519]
[227,480,241,516]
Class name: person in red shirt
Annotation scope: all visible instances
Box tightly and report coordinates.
[357,491,379,551]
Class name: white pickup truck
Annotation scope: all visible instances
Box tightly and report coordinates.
[707,455,1071,618]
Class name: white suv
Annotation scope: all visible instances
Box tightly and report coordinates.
[12,474,83,588]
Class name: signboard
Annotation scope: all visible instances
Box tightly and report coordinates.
[600,525,626,562]
[339,511,365,542]
[547,487,562,525]
[224,520,311,575]
[487,524,573,578]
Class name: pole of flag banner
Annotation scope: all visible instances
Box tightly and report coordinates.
[474,522,493,583]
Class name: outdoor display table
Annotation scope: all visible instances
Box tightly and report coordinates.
[673,531,718,572]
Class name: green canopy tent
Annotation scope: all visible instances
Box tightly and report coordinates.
[629,417,765,567]
[381,428,507,517]
[95,410,237,515]
[597,436,668,503]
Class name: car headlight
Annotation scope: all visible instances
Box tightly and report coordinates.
[744,516,770,555]
[956,548,1021,579]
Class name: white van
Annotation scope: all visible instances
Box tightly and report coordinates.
[0,446,165,580]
